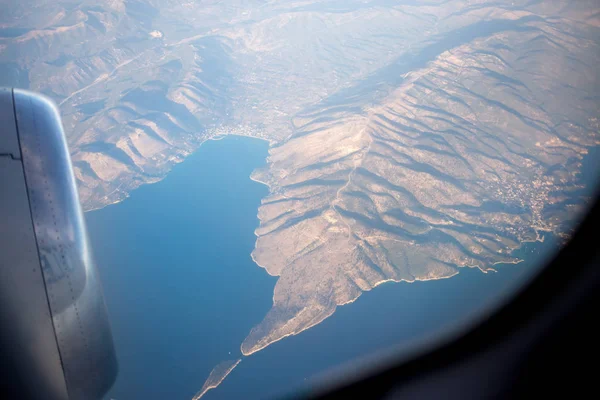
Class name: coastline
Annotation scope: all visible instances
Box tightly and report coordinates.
[82,130,275,213]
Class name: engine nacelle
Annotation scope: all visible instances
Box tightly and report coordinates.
[0,88,117,400]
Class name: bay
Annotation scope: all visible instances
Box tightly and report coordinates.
[86,136,275,399]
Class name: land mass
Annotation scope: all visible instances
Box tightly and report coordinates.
[192,359,241,400]
[2,0,599,397]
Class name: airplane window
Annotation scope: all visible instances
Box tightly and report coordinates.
[2,1,599,399]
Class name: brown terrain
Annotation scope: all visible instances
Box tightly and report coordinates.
[1,0,599,397]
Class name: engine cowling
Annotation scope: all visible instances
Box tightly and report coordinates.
[0,88,117,400]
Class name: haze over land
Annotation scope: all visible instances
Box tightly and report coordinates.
[2,0,599,397]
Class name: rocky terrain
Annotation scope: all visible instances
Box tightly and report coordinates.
[243,6,600,354]
[2,0,599,397]
[192,359,241,400]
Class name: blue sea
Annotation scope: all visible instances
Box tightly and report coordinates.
[86,136,596,400]
[87,136,275,399]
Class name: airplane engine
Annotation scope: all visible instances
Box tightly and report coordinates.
[0,88,117,400]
